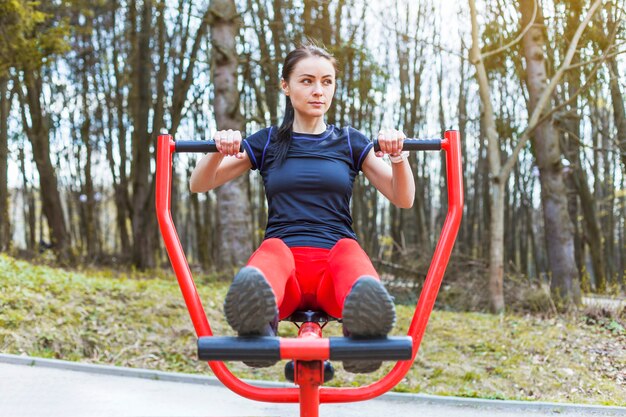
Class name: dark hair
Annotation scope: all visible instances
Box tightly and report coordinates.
[273,43,338,165]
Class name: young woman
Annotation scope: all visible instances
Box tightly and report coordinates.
[190,44,415,373]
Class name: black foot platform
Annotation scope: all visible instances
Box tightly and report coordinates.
[197,336,413,362]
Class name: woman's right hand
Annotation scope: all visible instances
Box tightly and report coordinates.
[214,129,244,159]
[190,129,250,192]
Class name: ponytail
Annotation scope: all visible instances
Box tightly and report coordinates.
[274,97,295,165]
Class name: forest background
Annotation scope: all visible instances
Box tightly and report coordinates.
[0,0,625,314]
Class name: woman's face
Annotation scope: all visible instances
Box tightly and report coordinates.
[281,56,336,121]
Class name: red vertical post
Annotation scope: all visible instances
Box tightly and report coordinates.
[295,323,324,417]
[156,133,211,337]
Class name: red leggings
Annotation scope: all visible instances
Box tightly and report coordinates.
[246,238,379,319]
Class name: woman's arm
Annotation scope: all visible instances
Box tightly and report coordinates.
[361,129,415,209]
[189,129,252,193]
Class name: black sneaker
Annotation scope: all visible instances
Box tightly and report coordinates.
[341,276,396,373]
[224,266,279,368]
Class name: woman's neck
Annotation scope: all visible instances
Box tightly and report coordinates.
[292,116,326,134]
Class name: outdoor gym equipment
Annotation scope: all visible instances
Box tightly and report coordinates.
[155,129,463,417]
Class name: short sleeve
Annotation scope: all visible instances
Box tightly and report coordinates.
[347,127,373,172]
[242,127,272,171]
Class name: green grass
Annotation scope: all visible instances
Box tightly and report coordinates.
[0,254,624,406]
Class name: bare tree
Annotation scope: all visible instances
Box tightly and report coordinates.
[211,0,253,268]
[126,0,156,268]
[0,76,10,251]
[469,0,507,311]
[16,68,72,261]
[604,5,626,177]
[469,0,601,310]
[519,0,586,307]
[99,0,132,258]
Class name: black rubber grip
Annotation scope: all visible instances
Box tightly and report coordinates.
[197,336,280,361]
[329,336,413,361]
[373,139,442,152]
[175,141,244,153]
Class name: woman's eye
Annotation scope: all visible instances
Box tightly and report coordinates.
[324,80,333,85]
[302,79,311,84]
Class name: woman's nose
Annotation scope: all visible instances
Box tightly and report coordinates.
[312,82,323,94]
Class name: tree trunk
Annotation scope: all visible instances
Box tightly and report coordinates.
[17,146,35,250]
[170,5,212,135]
[574,167,606,291]
[520,0,580,307]
[19,70,71,262]
[602,3,626,176]
[469,0,505,312]
[268,0,282,127]
[395,10,427,256]
[0,76,10,251]
[617,176,626,288]
[457,47,471,254]
[78,37,98,259]
[129,0,156,269]
[190,186,211,270]
[607,56,626,176]
[602,127,616,286]
[210,0,253,269]
[303,0,315,40]
[558,0,607,292]
[109,1,131,258]
[249,0,279,126]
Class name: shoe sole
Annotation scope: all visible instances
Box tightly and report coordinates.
[343,360,382,374]
[243,359,276,368]
[342,276,396,337]
[342,276,396,374]
[224,267,278,336]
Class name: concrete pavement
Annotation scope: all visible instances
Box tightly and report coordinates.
[1,354,624,417]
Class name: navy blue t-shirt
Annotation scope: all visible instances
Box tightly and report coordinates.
[242,125,373,249]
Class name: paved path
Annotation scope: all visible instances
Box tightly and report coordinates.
[583,296,626,311]
[1,355,625,417]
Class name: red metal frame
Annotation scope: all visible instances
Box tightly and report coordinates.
[155,130,463,409]
[293,323,325,417]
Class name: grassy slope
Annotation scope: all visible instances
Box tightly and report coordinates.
[0,254,624,405]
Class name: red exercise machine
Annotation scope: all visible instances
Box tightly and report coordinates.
[155,130,463,417]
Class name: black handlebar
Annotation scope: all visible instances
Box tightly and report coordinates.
[174,141,235,153]
[373,139,442,152]
[173,138,442,153]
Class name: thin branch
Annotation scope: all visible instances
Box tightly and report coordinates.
[500,0,604,179]
[373,5,467,61]
[534,20,620,129]
[477,0,537,62]
[561,46,626,72]
[556,125,615,155]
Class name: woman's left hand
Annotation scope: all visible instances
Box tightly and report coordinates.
[376,128,406,157]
